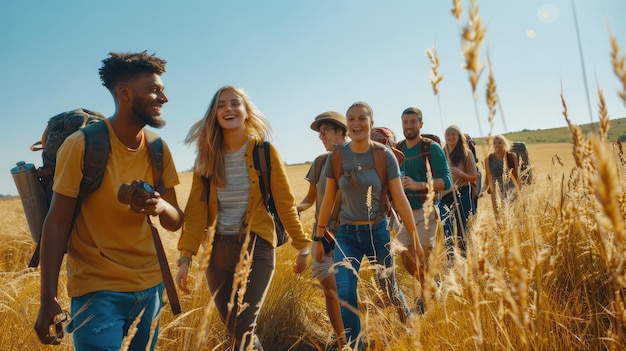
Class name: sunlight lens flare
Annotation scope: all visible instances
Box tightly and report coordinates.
[538,3,559,24]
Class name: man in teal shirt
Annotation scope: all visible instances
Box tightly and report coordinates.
[396,107,451,313]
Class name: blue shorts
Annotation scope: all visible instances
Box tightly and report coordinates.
[67,282,164,351]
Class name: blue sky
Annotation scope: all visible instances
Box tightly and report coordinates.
[1,0,625,196]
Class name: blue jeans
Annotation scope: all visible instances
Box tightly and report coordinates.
[333,218,408,348]
[67,282,164,351]
[439,185,473,257]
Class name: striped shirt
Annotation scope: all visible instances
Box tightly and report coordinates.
[216,140,251,235]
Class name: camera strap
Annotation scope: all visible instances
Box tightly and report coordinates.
[147,217,181,315]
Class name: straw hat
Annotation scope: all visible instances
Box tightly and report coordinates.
[310,111,347,132]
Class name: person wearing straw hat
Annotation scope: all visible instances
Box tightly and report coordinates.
[297,111,349,349]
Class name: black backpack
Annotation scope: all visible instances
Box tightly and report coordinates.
[28,108,164,267]
[511,141,533,185]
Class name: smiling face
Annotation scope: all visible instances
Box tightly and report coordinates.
[318,122,344,151]
[128,72,168,128]
[445,129,459,148]
[216,88,247,132]
[493,136,507,154]
[402,112,422,141]
[346,105,373,142]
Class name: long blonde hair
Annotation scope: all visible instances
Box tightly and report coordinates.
[185,86,272,187]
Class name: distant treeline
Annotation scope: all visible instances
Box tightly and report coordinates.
[473,117,626,145]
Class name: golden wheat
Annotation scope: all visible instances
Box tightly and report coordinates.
[609,29,626,105]
[425,47,444,96]
[461,0,486,95]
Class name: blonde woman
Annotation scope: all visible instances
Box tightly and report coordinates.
[480,134,519,220]
[314,101,424,349]
[440,125,479,258]
[175,86,310,350]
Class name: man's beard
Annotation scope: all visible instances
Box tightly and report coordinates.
[133,98,165,129]
[403,128,418,140]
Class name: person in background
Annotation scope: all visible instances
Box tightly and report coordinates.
[396,107,451,313]
[480,134,519,221]
[439,125,479,259]
[297,111,348,349]
[34,51,184,350]
[175,86,310,351]
[314,101,423,349]
[464,133,481,211]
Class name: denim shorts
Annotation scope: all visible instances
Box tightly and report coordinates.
[67,282,164,351]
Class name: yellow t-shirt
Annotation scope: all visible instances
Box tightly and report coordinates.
[53,119,179,297]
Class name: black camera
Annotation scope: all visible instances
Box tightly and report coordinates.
[117,180,155,207]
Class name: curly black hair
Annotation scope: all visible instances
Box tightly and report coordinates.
[98,51,167,91]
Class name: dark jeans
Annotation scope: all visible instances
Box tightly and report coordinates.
[439,185,473,257]
[207,234,275,351]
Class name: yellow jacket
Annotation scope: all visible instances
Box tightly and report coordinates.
[178,139,310,258]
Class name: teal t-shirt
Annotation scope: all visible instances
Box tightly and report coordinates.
[400,138,451,209]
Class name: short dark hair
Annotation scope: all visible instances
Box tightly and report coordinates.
[402,107,423,121]
[99,51,167,91]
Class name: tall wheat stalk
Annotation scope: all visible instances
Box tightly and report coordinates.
[597,87,610,142]
[425,47,446,134]
[609,28,626,106]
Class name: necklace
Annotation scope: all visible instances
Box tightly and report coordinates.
[352,149,368,171]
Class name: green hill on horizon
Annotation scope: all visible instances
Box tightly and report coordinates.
[474,116,626,144]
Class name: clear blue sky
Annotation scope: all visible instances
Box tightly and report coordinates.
[1,0,625,196]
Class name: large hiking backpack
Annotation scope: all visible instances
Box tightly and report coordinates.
[371,127,405,165]
[464,133,479,163]
[28,109,164,267]
[464,133,482,199]
[201,141,288,247]
[511,141,532,185]
[30,108,107,203]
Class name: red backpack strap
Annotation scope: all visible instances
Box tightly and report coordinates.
[397,140,405,152]
[420,137,433,168]
[330,147,344,188]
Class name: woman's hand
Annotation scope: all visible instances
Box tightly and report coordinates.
[293,252,309,274]
[175,260,191,294]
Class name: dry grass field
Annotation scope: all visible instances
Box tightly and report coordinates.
[2,2,625,349]
[2,139,626,350]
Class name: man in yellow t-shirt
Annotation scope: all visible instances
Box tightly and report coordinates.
[34,51,184,351]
